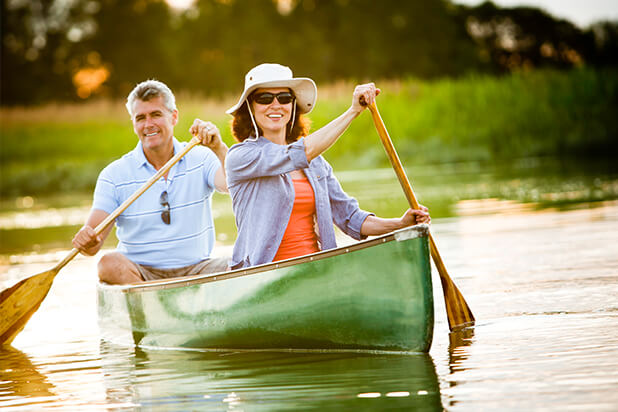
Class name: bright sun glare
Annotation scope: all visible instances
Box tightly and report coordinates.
[166,0,196,10]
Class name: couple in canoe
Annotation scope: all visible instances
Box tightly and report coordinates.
[72,63,430,284]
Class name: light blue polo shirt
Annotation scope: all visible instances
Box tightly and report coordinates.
[92,137,220,268]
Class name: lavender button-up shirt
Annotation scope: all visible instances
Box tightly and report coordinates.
[226,136,373,269]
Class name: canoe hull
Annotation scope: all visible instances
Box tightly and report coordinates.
[97,225,434,353]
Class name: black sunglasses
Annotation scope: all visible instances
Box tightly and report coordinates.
[160,191,170,225]
[252,91,294,105]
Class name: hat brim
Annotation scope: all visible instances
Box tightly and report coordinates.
[226,78,317,115]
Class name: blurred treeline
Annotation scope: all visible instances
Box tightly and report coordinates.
[2,0,617,105]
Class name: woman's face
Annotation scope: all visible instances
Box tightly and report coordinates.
[250,87,294,137]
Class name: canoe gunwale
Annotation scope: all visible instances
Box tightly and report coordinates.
[100,224,430,294]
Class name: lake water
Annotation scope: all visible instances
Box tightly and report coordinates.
[1,164,617,410]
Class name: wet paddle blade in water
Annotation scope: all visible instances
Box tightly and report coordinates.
[0,270,57,345]
[0,247,80,345]
[428,234,475,330]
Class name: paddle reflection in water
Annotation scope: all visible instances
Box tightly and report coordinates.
[99,342,443,410]
[0,346,55,401]
[447,328,475,376]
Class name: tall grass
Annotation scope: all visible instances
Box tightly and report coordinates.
[1,68,616,197]
[324,67,618,167]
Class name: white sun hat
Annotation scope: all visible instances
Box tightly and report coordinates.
[226,63,317,115]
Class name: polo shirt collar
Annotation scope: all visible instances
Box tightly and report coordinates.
[132,137,184,170]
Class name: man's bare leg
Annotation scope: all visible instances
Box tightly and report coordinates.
[98,252,144,284]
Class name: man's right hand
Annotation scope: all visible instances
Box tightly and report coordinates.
[72,225,103,256]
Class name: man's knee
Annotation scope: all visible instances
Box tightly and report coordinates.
[98,252,142,284]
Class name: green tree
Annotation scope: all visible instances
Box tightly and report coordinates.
[458,1,592,72]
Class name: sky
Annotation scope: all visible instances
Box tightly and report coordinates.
[165,1,618,28]
[452,0,618,28]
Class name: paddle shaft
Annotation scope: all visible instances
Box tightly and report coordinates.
[366,102,475,331]
[51,136,202,273]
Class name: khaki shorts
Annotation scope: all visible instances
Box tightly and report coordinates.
[135,257,229,281]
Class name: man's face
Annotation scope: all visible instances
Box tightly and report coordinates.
[132,96,178,152]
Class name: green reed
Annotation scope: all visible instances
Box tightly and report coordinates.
[321,67,618,169]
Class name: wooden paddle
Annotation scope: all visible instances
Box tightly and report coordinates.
[366,101,475,331]
[0,136,202,345]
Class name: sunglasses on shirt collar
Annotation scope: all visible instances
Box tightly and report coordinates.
[251,91,295,105]
[160,190,170,225]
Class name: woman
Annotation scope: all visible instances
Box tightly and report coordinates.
[225,63,429,269]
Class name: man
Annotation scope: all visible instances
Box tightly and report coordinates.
[72,80,229,284]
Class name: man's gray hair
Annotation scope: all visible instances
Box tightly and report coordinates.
[125,79,177,117]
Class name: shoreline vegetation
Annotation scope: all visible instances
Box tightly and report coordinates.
[1,68,617,199]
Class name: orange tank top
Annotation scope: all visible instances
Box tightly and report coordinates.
[274,177,320,261]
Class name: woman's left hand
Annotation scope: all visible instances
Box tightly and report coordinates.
[401,205,430,227]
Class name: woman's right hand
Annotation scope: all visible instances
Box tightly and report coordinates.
[351,83,380,114]
[400,205,431,227]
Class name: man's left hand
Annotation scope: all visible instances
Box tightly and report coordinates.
[190,119,223,150]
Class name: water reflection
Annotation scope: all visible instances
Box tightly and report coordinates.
[100,341,443,410]
[448,328,475,375]
[0,345,55,399]
[2,172,617,410]
[437,328,476,410]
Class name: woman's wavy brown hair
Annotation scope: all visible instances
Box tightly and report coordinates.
[230,94,311,144]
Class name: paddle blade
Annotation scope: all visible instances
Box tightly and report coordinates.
[0,270,57,345]
[439,271,475,330]
[429,234,475,331]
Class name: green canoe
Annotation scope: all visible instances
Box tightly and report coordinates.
[97,224,434,353]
